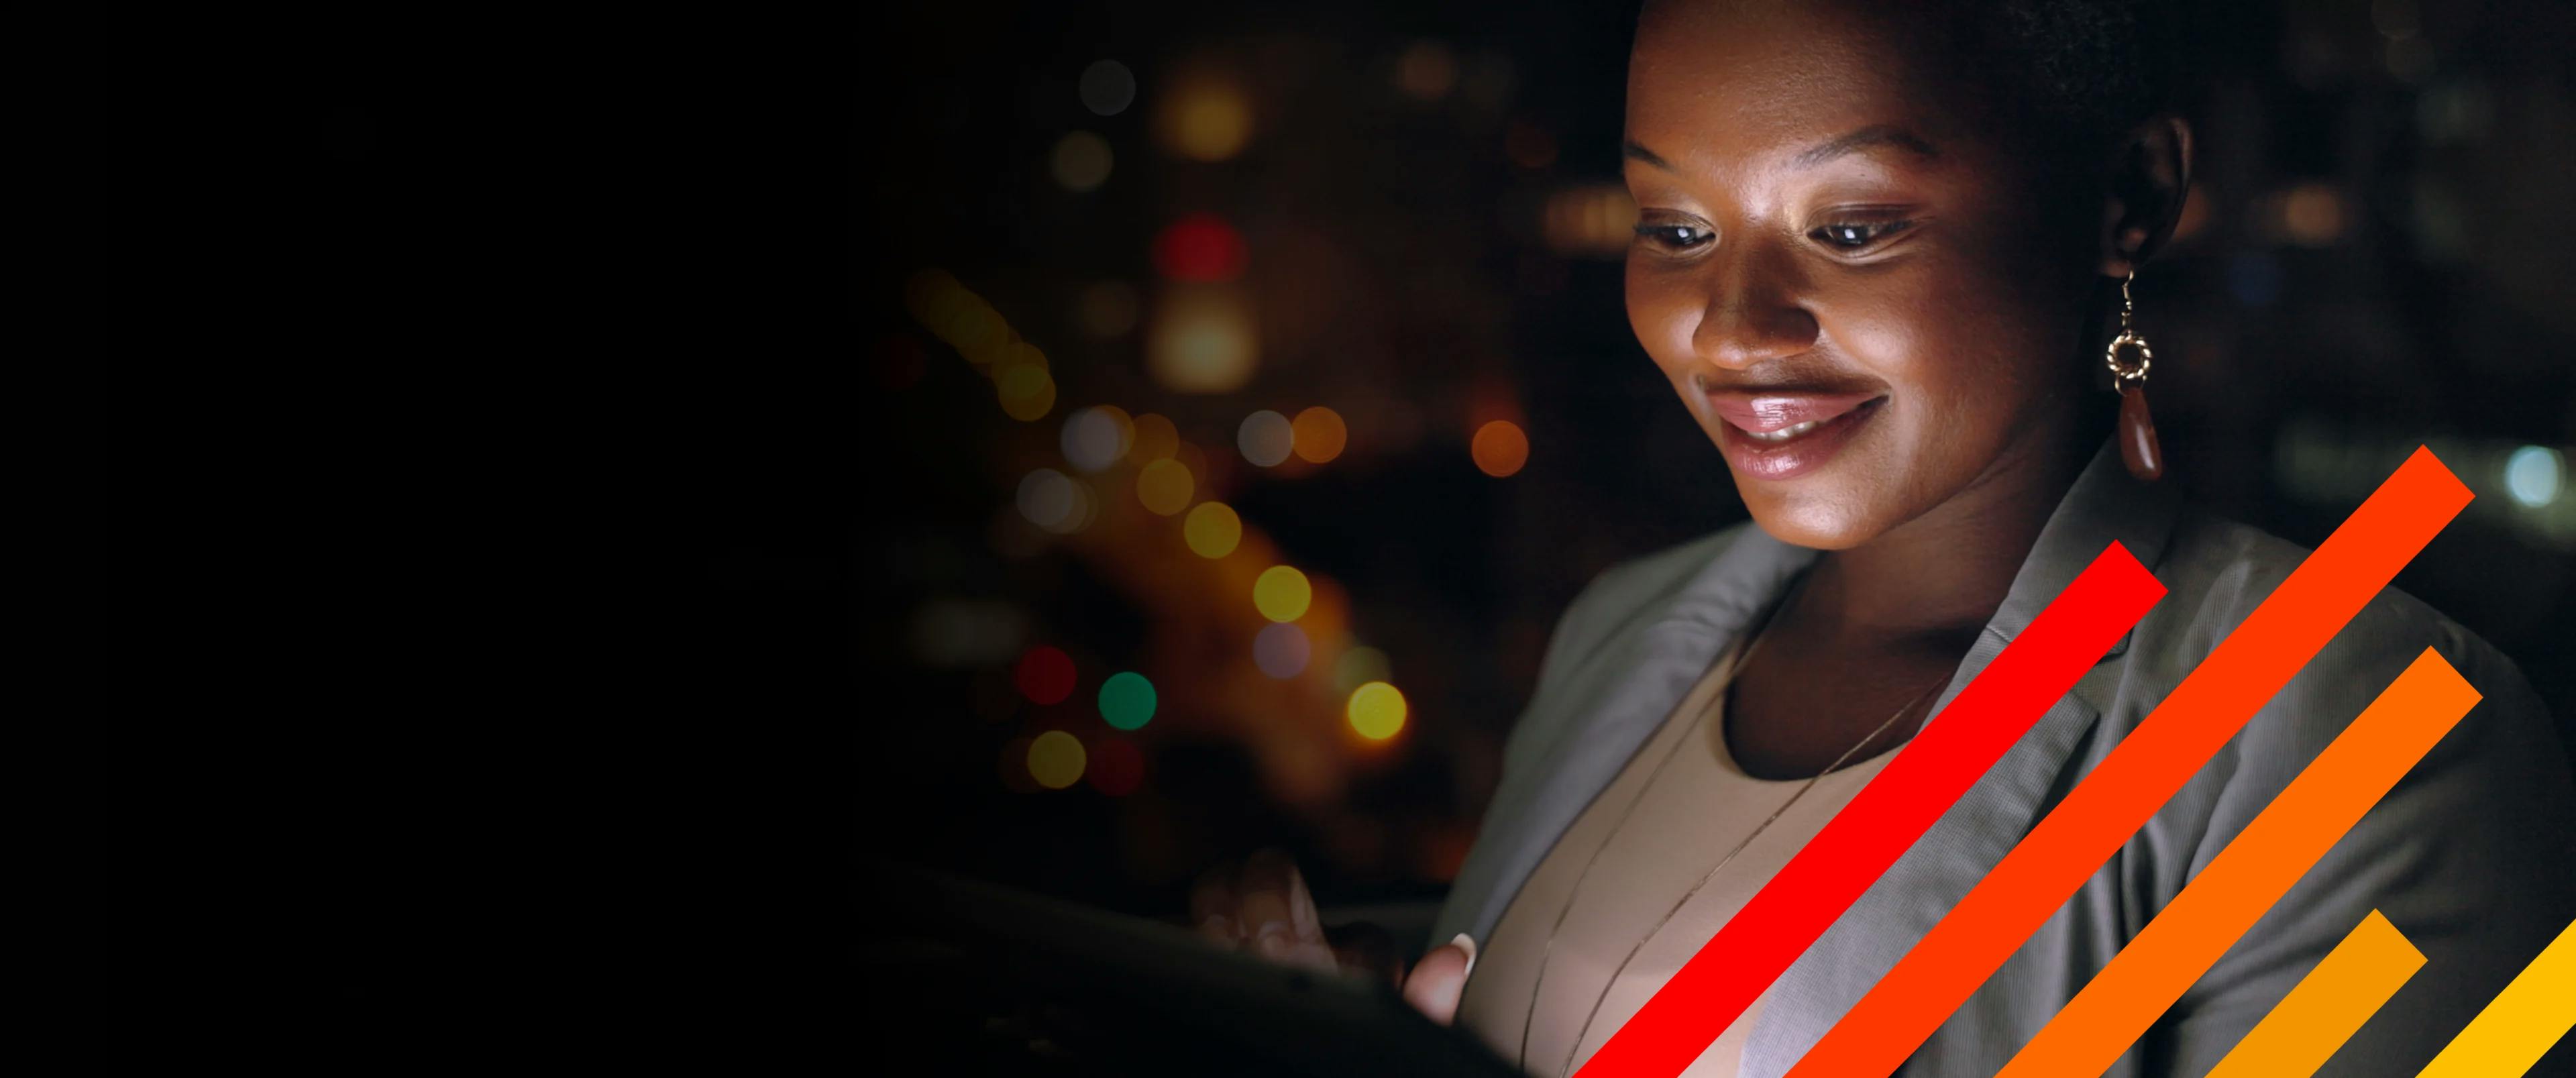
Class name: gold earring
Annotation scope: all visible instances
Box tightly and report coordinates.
[2105,270,2162,482]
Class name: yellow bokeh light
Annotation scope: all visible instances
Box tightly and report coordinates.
[1051,131,1114,192]
[1253,565,1312,623]
[1347,682,1407,741]
[998,364,1056,421]
[1158,74,1253,162]
[1291,407,1348,464]
[1136,457,1195,515]
[1184,502,1243,558]
[1028,730,1087,789]
[1147,284,1258,394]
[1128,413,1180,464]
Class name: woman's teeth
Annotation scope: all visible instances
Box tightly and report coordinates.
[1740,419,1823,443]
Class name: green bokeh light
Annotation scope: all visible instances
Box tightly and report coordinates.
[1099,671,1157,730]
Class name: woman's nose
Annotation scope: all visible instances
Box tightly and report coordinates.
[1690,244,1819,369]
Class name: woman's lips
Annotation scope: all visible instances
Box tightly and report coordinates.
[1703,390,1887,481]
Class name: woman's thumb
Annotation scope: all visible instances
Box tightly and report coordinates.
[1401,934,1477,1026]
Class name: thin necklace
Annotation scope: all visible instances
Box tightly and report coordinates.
[1513,585,1951,1077]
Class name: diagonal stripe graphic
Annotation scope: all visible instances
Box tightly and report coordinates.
[1782,446,2473,1078]
[2204,910,2424,1078]
[1565,544,2165,1078]
[2415,916,2576,1077]
[1995,649,2475,1077]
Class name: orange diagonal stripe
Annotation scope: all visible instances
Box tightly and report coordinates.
[1997,651,2475,1077]
[2204,910,2424,1078]
[1784,447,2473,1078]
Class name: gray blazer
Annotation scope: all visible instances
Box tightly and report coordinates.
[1430,439,2576,1077]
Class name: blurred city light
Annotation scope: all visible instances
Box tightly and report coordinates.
[1347,682,1407,741]
[1136,457,1195,515]
[1238,409,1295,466]
[1254,565,1313,622]
[1472,419,1530,477]
[1079,59,1137,117]
[1395,40,1458,100]
[1099,671,1158,730]
[1127,412,1181,463]
[1184,501,1244,558]
[1015,645,1077,705]
[1254,622,1312,678]
[1062,405,1136,473]
[1156,69,1252,161]
[1052,131,1114,192]
[1291,407,1348,464]
[1028,730,1087,790]
[1152,213,1248,282]
[2506,445,2563,507]
[1147,284,1258,392]
[1017,468,1079,529]
[1542,184,1640,258]
[1333,645,1392,695]
[1086,736,1144,796]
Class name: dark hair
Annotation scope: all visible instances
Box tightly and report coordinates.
[1978,1,2188,156]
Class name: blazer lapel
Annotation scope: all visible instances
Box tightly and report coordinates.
[1740,439,2182,1077]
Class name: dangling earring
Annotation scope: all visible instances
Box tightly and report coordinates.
[2105,270,2162,481]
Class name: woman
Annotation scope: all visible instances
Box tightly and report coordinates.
[1191,1,2576,1075]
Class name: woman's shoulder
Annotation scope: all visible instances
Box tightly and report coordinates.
[2145,505,2527,692]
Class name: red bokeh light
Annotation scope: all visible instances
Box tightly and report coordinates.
[1087,736,1145,796]
[1015,645,1077,705]
[1152,213,1248,282]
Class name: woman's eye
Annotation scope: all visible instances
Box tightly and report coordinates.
[1632,223,1714,251]
[1809,220,1915,250]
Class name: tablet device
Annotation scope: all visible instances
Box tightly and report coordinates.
[867,861,1523,1077]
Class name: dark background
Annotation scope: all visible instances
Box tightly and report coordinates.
[787,0,2576,940]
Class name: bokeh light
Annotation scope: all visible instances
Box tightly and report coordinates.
[1099,671,1157,730]
[1541,184,1641,257]
[1051,131,1114,193]
[1238,410,1295,466]
[1153,213,1248,282]
[1183,501,1243,558]
[1395,41,1458,100]
[1472,419,1530,477]
[1075,280,1140,339]
[1291,407,1348,464]
[1062,406,1135,473]
[1333,645,1392,694]
[1079,60,1137,116]
[1347,682,1407,741]
[1086,736,1144,796]
[1254,622,1312,678]
[1128,413,1180,463]
[1157,71,1252,161]
[1136,457,1196,515]
[1147,284,1258,393]
[2506,445,2564,507]
[1253,565,1312,622]
[1016,469,1078,529]
[1028,730,1087,790]
[1015,645,1077,705]
[1038,478,1097,535]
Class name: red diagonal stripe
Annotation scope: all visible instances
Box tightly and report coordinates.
[1571,542,2166,1078]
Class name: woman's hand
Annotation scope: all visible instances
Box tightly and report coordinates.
[1190,848,1477,1025]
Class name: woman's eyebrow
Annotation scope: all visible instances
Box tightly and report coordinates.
[1792,125,1939,168]
[1623,126,1938,172]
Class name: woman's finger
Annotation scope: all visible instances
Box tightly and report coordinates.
[1237,849,1337,970]
[1188,863,1241,946]
[1401,937,1477,1026]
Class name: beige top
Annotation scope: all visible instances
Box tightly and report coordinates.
[1456,636,1899,1077]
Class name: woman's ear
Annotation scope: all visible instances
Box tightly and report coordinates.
[2096,114,2194,277]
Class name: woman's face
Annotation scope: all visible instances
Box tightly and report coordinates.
[1624,0,2102,550]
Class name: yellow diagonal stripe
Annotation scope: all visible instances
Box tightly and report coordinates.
[2206,910,2423,1078]
[2416,916,2576,1077]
